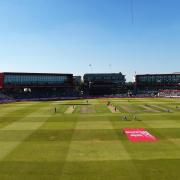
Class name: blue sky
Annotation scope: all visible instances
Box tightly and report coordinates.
[0,0,180,81]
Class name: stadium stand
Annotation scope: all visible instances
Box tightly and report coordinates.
[1,71,180,100]
[135,73,180,94]
[158,90,180,98]
[0,72,75,100]
[83,73,126,95]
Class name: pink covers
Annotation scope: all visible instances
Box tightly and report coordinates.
[123,128,157,142]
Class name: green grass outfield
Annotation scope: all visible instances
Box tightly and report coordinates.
[0,98,180,180]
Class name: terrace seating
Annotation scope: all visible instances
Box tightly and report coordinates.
[0,92,14,102]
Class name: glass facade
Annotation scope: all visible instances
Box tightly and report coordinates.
[136,74,180,91]
[137,74,180,84]
[84,73,125,84]
[4,74,69,86]
[83,73,126,95]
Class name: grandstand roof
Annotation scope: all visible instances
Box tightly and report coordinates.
[136,73,180,76]
[1,72,73,76]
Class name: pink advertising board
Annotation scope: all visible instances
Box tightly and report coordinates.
[123,128,157,142]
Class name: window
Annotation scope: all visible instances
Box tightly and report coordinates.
[4,74,69,85]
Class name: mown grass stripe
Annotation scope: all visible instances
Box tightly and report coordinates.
[0,103,54,161]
